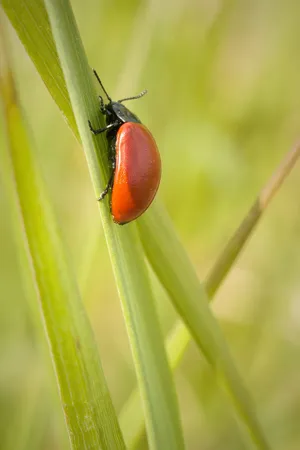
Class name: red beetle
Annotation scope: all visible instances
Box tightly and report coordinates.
[88,70,161,225]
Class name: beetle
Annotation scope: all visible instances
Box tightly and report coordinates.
[88,69,161,225]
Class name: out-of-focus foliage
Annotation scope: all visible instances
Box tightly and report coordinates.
[1,0,300,449]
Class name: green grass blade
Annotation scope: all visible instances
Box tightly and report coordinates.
[205,141,300,297]
[0,26,125,450]
[18,0,184,448]
[120,321,190,449]
[122,142,300,447]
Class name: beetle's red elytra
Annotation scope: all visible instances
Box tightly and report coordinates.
[88,69,161,225]
[111,122,161,224]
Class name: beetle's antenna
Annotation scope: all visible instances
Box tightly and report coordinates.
[93,69,112,102]
[118,89,148,103]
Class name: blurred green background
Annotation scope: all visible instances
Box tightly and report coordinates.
[1,0,300,448]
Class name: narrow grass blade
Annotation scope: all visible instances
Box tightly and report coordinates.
[0,25,125,450]
[120,321,190,449]
[205,142,300,297]
[122,142,300,447]
[32,0,184,448]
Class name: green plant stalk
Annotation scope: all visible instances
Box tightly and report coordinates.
[0,105,62,450]
[0,81,70,450]
[2,0,272,447]
[42,0,185,449]
[122,141,300,447]
[120,321,190,448]
[0,26,125,450]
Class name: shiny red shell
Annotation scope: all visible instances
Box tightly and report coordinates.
[111,122,161,224]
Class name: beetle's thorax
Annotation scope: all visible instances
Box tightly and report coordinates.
[105,101,141,125]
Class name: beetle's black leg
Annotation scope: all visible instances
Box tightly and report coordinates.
[99,95,106,114]
[88,120,118,135]
[97,169,115,201]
